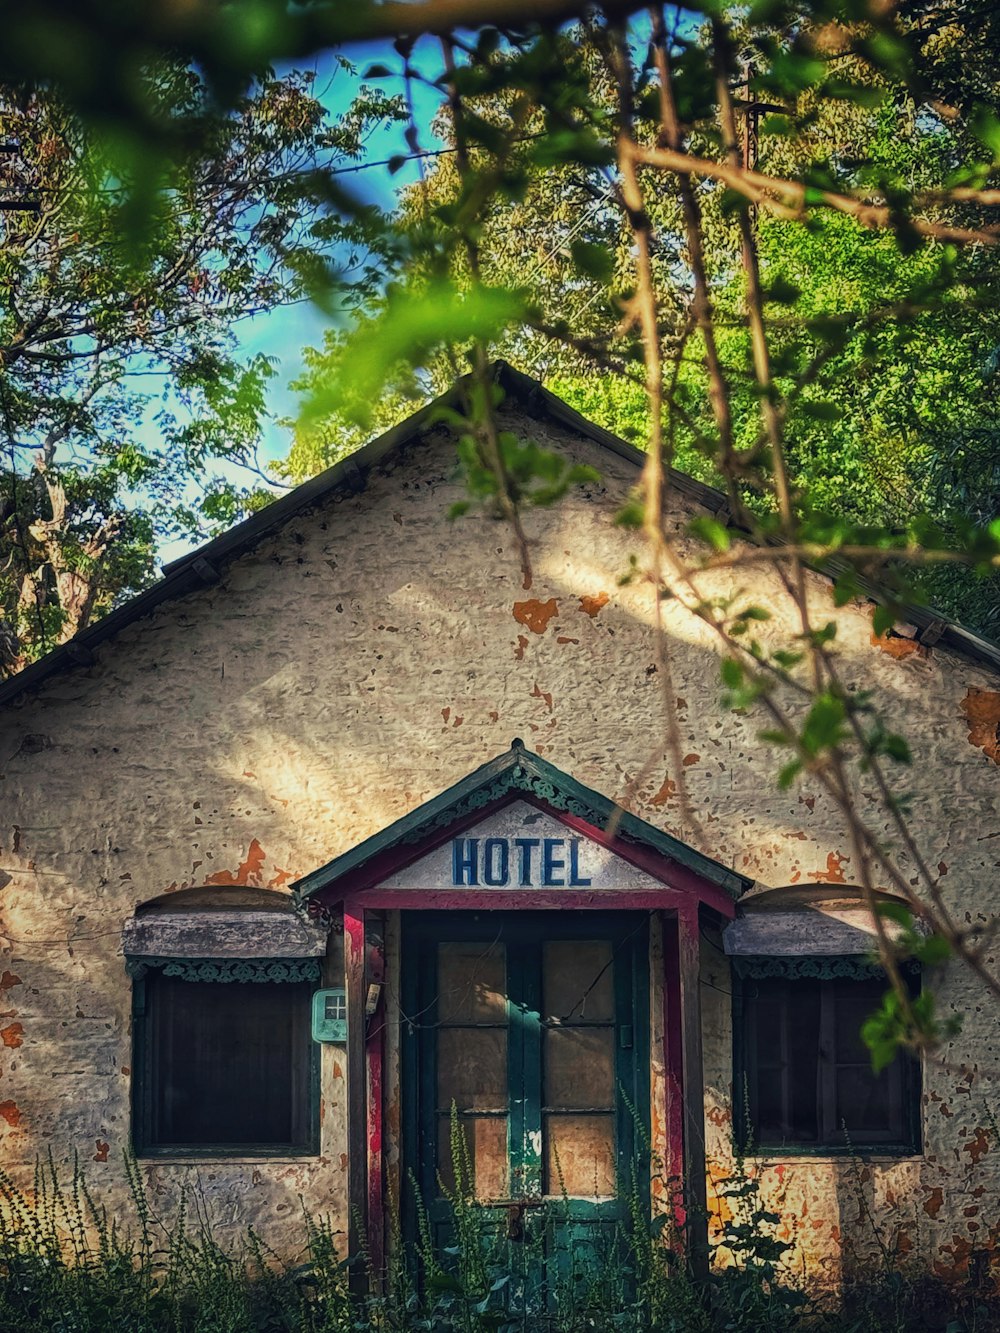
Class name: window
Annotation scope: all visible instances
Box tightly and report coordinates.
[738,974,919,1153]
[133,972,317,1156]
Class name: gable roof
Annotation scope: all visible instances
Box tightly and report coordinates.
[291,738,752,903]
[2,359,999,710]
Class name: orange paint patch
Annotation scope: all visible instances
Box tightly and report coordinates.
[513,635,529,661]
[204,839,267,887]
[513,598,559,635]
[0,971,21,991]
[809,851,848,884]
[0,1022,23,1048]
[0,1100,20,1126]
[924,1188,944,1218]
[556,636,579,645]
[650,777,676,807]
[961,688,1000,765]
[682,753,700,766]
[267,868,292,890]
[531,682,553,712]
[93,1140,109,1163]
[578,593,609,618]
[871,629,924,660]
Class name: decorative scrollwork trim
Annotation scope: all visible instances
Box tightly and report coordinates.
[732,955,921,982]
[397,769,613,847]
[126,956,322,983]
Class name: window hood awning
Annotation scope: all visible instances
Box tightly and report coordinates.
[122,908,328,960]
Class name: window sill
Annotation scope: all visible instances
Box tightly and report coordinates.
[751,1147,922,1162]
[134,1150,321,1163]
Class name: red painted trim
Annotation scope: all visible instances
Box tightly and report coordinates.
[662,913,686,1232]
[343,911,366,1276]
[556,810,736,917]
[343,889,696,914]
[365,913,386,1280]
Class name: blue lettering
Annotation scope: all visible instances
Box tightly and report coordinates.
[514,837,540,886]
[483,838,510,886]
[568,839,591,886]
[542,838,565,886]
[452,838,479,885]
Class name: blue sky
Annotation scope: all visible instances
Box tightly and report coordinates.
[239,40,447,465]
[154,39,448,562]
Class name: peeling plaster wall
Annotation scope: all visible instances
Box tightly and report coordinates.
[1,408,1000,1283]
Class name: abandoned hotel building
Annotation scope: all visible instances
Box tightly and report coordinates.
[1,363,1000,1293]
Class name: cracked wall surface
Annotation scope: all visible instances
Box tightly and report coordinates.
[1,407,999,1285]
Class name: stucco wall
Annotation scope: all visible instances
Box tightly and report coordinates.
[1,406,999,1284]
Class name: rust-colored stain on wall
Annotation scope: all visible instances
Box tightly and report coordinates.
[0,1100,20,1126]
[961,688,1000,765]
[964,1128,990,1165]
[93,1140,109,1162]
[871,629,924,660]
[205,838,267,886]
[0,971,21,991]
[809,851,849,884]
[650,776,676,806]
[0,1022,23,1048]
[531,683,553,712]
[512,598,559,635]
[578,593,609,618]
[924,1188,944,1218]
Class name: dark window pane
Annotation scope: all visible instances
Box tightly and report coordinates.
[835,1066,893,1134]
[786,982,821,1142]
[832,980,884,1064]
[145,976,312,1150]
[743,974,916,1151]
[749,979,820,1146]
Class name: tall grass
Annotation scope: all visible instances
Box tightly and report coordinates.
[0,1146,995,1332]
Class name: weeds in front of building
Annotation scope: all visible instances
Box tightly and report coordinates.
[0,1146,996,1333]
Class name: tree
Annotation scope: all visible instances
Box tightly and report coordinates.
[0,63,403,670]
[9,0,1000,1056]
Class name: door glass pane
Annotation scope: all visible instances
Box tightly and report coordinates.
[437,1115,508,1199]
[437,1029,508,1111]
[544,1027,614,1109]
[545,1114,615,1197]
[543,941,614,1021]
[438,941,506,1022]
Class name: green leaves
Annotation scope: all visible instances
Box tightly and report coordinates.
[688,515,731,552]
[569,240,614,285]
[301,282,526,430]
[799,692,848,758]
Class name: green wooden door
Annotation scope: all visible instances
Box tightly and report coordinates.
[401,910,649,1308]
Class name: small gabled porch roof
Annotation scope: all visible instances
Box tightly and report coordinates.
[291,738,752,908]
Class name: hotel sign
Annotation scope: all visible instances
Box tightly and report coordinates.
[451,835,591,887]
[380,800,665,893]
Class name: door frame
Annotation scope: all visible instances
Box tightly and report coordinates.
[345,890,711,1279]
